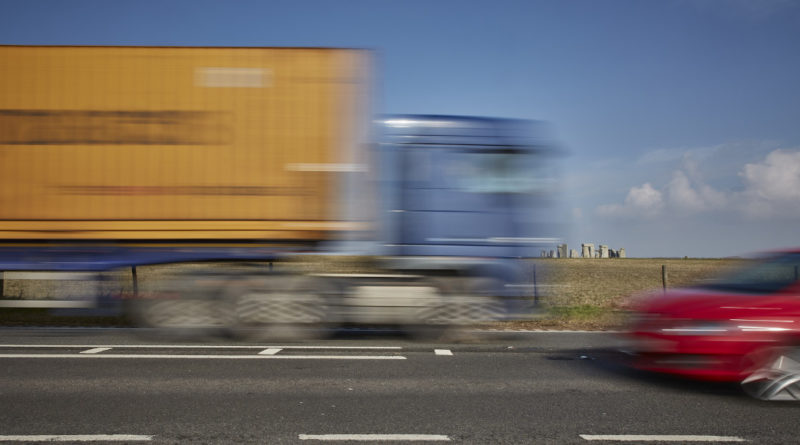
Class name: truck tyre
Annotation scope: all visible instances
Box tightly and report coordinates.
[128,272,232,339]
[227,275,334,341]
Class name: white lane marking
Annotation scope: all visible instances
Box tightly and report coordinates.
[80,348,111,354]
[434,349,453,356]
[0,300,95,308]
[299,434,450,441]
[580,435,746,442]
[0,435,152,442]
[0,345,402,350]
[0,354,405,360]
[259,348,282,355]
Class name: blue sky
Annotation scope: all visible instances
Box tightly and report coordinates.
[2,0,799,257]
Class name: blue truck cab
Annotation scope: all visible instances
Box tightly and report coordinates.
[378,115,557,259]
[370,115,560,320]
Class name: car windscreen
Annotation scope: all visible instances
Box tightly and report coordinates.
[701,252,800,294]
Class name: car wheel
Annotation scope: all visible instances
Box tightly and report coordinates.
[741,347,800,401]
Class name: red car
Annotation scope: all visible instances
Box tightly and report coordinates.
[626,250,800,400]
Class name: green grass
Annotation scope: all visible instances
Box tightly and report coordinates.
[547,304,606,319]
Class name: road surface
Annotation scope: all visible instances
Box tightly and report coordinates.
[0,328,796,444]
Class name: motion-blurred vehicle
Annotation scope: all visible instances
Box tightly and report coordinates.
[0,46,560,338]
[626,250,800,400]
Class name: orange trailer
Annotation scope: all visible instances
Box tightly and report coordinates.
[0,46,371,242]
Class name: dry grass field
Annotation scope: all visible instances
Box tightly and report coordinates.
[1,257,746,329]
[512,258,745,330]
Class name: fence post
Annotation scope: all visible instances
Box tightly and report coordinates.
[132,266,138,298]
[661,265,668,292]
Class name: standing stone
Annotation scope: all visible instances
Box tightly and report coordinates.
[549,250,555,258]
[570,249,579,258]
[599,245,609,258]
[558,244,568,259]
[619,248,626,258]
[581,243,594,258]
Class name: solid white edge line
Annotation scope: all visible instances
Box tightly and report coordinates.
[434,349,453,356]
[0,435,152,442]
[259,348,282,355]
[299,434,450,441]
[0,345,403,350]
[580,435,746,442]
[0,354,406,360]
[0,300,95,308]
[80,348,111,354]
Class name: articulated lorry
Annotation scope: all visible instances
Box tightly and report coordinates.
[0,45,558,337]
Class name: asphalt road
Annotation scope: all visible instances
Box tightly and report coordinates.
[0,328,797,444]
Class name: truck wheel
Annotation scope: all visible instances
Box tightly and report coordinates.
[405,277,454,340]
[129,289,231,339]
[228,275,334,341]
[461,277,506,322]
[127,271,233,338]
[416,277,504,324]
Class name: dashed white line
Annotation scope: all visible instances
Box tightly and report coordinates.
[299,434,450,441]
[580,435,746,442]
[0,435,152,442]
[80,347,111,354]
[0,354,406,360]
[434,349,453,356]
[258,348,282,355]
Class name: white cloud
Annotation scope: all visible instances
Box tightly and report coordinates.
[597,183,663,218]
[738,150,800,217]
[625,183,664,212]
[596,147,800,220]
[741,150,800,201]
[666,171,704,211]
[665,171,728,212]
